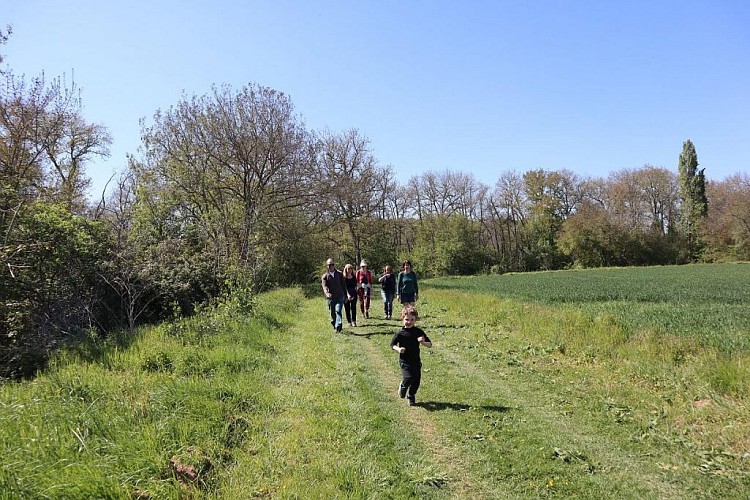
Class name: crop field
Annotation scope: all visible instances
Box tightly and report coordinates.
[428,263,750,353]
[0,263,748,498]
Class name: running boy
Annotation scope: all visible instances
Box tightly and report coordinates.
[390,305,432,406]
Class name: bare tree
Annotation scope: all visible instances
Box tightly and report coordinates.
[313,128,385,264]
[0,71,111,212]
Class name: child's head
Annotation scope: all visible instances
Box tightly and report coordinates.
[402,260,412,271]
[400,305,418,327]
[385,265,392,273]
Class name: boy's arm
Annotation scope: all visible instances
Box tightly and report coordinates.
[390,332,405,353]
[418,331,432,348]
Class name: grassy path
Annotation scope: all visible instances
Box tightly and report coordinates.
[222,288,748,498]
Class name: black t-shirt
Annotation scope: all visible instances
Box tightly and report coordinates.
[390,326,431,366]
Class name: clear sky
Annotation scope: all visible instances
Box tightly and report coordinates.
[4,1,749,198]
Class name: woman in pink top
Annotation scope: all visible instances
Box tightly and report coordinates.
[356,260,373,319]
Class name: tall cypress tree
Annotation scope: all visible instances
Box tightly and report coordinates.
[677,139,708,260]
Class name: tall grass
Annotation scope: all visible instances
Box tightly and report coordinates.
[0,289,292,498]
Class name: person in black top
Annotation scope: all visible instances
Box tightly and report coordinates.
[343,264,358,327]
[390,305,432,406]
[378,264,396,319]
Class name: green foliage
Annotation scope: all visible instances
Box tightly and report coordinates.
[523,212,566,270]
[559,205,681,268]
[354,218,400,275]
[411,215,487,277]
[1,202,111,378]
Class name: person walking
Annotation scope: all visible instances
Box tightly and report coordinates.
[321,258,347,333]
[396,260,419,306]
[356,260,373,319]
[378,265,396,319]
[390,305,432,406]
[343,264,358,327]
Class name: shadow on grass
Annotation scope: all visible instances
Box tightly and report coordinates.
[417,401,511,413]
[342,319,400,338]
[348,328,397,338]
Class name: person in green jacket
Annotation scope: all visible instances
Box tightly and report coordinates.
[396,260,419,306]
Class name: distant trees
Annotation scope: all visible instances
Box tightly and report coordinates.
[704,173,750,261]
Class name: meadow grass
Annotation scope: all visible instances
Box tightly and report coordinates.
[1,264,749,498]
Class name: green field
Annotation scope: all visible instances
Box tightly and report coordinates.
[429,263,750,353]
[1,264,748,498]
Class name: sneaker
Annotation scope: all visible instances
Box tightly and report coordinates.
[398,382,406,399]
[336,325,342,333]
[365,310,370,319]
[352,322,357,327]
[407,396,416,406]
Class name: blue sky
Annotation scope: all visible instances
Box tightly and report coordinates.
[4,1,749,198]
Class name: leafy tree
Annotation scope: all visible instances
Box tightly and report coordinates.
[135,83,314,295]
[558,203,612,267]
[412,215,486,277]
[0,71,111,213]
[521,169,581,270]
[0,202,109,377]
[677,140,708,260]
[1,63,113,377]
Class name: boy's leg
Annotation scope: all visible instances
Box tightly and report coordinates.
[408,369,421,398]
[400,364,421,397]
[407,368,421,405]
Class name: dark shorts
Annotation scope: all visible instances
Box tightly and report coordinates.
[400,292,415,304]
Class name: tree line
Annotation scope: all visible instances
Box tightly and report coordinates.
[2,31,749,378]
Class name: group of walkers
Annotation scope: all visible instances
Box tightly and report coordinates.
[321,258,429,406]
[321,259,419,332]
